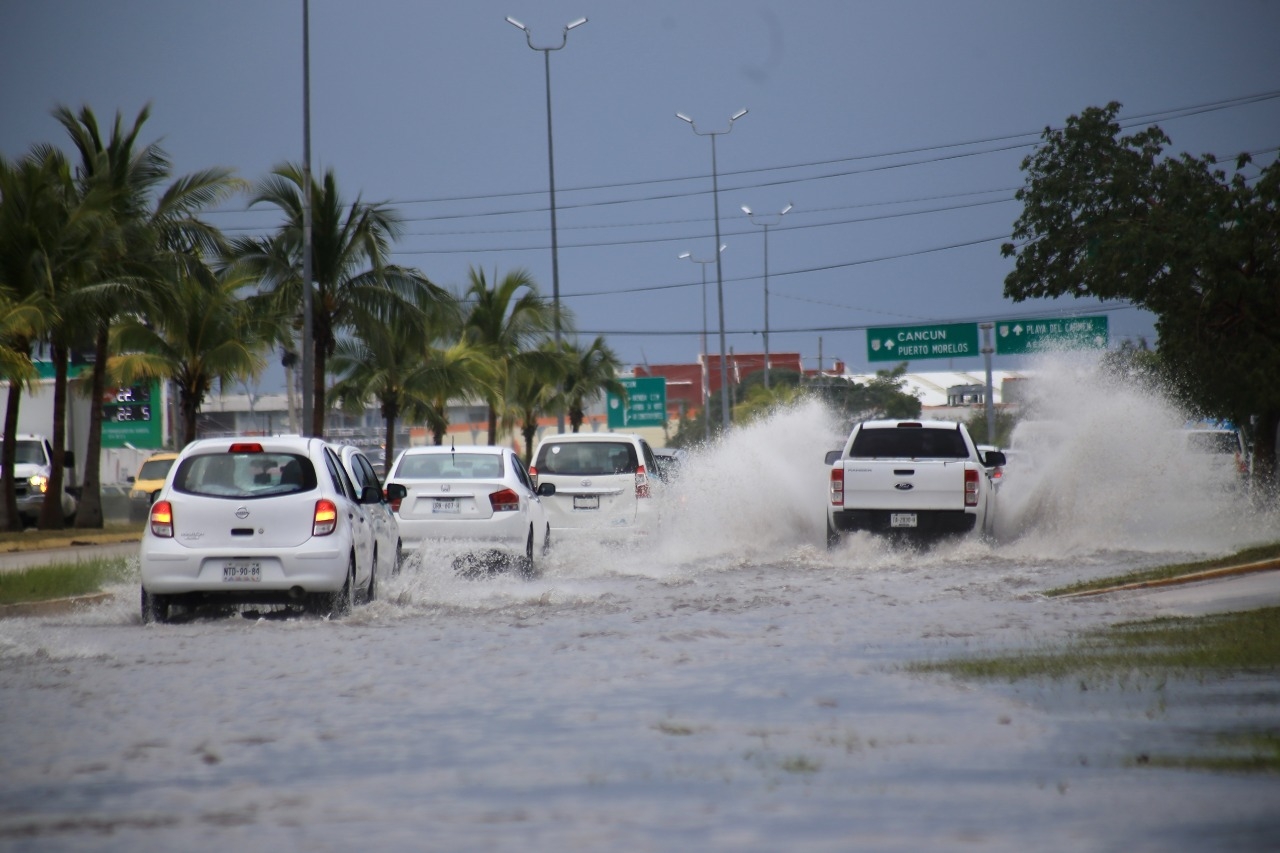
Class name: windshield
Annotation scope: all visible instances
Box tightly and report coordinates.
[536,441,638,475]
[15,440,47,465]
[393,453,504,479]
[137,458,176,481]
[850,427,969,459]
[174,452,316,498]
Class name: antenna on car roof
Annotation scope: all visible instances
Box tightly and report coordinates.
[450,436,455,456]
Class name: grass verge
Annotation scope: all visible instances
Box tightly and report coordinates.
[0,523,143,552]
[1044,541,1280,597]
[0,557,132,606]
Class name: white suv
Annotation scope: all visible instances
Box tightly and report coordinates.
[139,436,383,623]
[529,432,664,539]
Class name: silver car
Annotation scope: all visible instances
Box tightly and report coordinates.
[338,444,404,587]
[139,436,381,622]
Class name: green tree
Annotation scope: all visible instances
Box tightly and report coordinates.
[232,164,440,437]
[557,336,625,433]
[460,267,563,445]
[1001,102,1280,496]
[508,341,572,464]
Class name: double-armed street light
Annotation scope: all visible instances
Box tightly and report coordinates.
[507,14,587,434]
[678,245,726,443]
[740,202,792,390]
[675,108,748,432]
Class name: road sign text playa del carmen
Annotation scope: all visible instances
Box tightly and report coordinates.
[866,322,979,363]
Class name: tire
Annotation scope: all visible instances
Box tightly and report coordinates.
[541,524,551,557]
[825,514,842,550]
[311,555,356,617]
[365,549,378,603]
[141,588,170,624]
[393,539,403,576]
[518,526,536,579]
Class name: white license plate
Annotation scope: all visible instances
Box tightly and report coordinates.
[573,495,600,511]
[222,561,261,582]
[890,513,918,528]
[433,498,459,514]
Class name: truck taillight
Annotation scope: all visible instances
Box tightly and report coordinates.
[964,468,980,506]
[313,499,338,536]
[150,500,174,538]
[490,488,520,512]
[635,464,650,498]
[829,467,844,506]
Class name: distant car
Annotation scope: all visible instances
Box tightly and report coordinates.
[383,445,554,577]
[976,444,1005,488]
[652,447,689,482]
[127,451,179,522]
[1181,425,1250,489]
[337,444,403,583]
[139,435,383,623]
[529,432,665,539]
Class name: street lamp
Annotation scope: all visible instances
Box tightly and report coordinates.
[675,108,747,433]
[678,244,726,444]
[740,202,792,390]
[507,14,587,435]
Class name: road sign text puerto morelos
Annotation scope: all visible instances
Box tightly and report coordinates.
[866,322,979,363]
[606,376,667,428]
[995,315,1108,355]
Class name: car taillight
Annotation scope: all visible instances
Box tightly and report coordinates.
[228,442,263,453]
[829,467,844,506]
[528,465,538,478]
[385,488,402,513]
[150,500,174,538]
[313,499,338,536]
[964,468,980,506]
[635,464,650,498]
[490,488,520,512]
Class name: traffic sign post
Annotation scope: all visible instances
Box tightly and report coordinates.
[606,377,667,429]
[995,316,1108,355]
[866,322,979,363]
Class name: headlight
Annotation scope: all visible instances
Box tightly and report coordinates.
[28,474,49,494]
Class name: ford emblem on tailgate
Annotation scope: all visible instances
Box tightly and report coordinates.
[894,483,914,491]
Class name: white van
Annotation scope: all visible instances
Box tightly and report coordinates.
[529,432,664,539]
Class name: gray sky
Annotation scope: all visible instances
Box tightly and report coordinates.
[3,0,1278,386]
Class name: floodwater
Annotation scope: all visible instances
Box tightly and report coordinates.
[2,362,1278,852]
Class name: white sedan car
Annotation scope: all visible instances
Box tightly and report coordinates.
[139,436,382,622]
[383,445,555,578]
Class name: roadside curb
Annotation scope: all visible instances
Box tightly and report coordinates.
[0,592,116,619]
[1057,558,1280,598]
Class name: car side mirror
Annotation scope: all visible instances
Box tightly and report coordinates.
[983,450,1007,467]
[824,450,842,466]
[537,482,556,497]
[360,484,383,504]
[127,476,136,484]
[384,483,407,501]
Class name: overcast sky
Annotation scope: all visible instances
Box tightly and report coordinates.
[3,1,1278,387]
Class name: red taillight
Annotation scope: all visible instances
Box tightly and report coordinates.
[385,489,402,513]
[829,467,844,506]
[150,500,174,538]
[228,442,263,453]
[964,468,980,506]
[528,465,538,478]
[490,488,520,512]
[313,498,338,536]
[635,464,650,498]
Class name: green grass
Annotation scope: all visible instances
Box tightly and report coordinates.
[0,557,132,606]
[1133,732,1280,774]
[1044,541,1280,597]
[0,522,143,552]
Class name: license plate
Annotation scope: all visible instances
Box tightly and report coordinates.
[222,561,261,582]
[890,513,918,528]
[573,495,600,510]
[433,498,459,514]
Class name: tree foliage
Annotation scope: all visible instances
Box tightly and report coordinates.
[1001,102,1280,495]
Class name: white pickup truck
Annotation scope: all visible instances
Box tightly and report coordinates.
[825,419,1004,546]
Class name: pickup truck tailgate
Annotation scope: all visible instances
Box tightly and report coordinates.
[841,462,968,510]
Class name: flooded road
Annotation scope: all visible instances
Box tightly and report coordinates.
[2,373,1278,851]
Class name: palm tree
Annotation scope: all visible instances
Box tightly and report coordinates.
[558,336,625,433]
[508,341,573,464]
[110,258,267,445]
[460,267,564,445]
[53,104,241,527]
[231,164,440,437]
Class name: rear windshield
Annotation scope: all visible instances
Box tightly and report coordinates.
[850,427,969,459]
[393,453,504,479]
[174,452,317,498]
[137,458,175,480]
[536,441,638,476]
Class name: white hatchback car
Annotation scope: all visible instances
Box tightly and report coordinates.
[529,432,664,539]
[383,445,555,577]
[338,444,403,582]
[139,436,382,623]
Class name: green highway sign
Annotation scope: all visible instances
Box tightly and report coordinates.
[866,322,979,363]
[606,376,667,428]
[995,315,1108,355]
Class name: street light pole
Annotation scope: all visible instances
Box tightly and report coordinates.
[301,0,314,436]
[740,202,792,390]
[678,245,725,445]
[676,109,747,434]
[507,14,587,435]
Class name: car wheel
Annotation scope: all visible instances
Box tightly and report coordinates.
[312,555,356,618]
[825,515,842,550]
[365,550,378,603]
[393,538,403,576]
[542,524,551,556]
[518,526,536,579]
[141,588,170,624]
